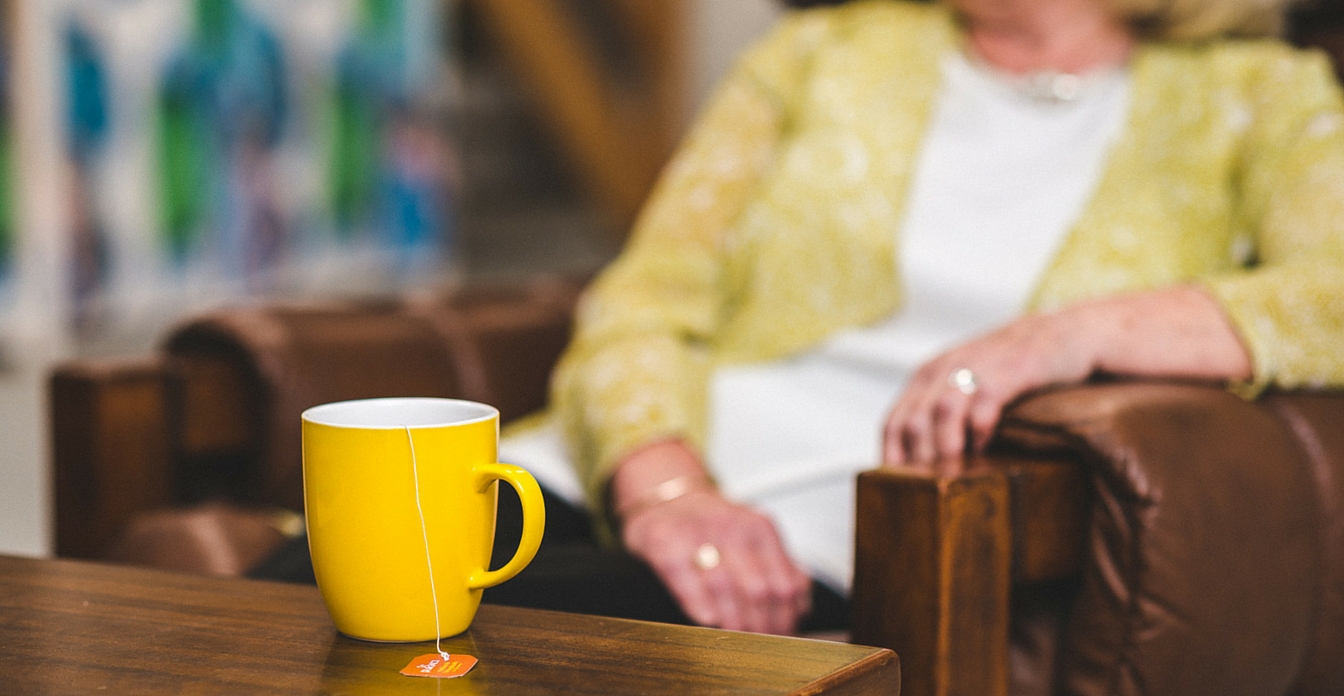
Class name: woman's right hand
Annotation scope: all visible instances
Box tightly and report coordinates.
[612,440,812,635]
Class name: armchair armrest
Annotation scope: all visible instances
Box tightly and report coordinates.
[51,358,179,560]
[854,382,1339,696]
[853,463,1011,696]
[852,455,1087,696]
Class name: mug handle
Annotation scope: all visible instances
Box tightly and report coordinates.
[467,463,546,590]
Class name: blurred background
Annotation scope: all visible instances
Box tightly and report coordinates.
[0,0,784,557]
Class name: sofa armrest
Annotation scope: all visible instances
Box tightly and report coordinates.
[51,358,179,560]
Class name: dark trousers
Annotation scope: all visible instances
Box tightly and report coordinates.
[248,484,849,632]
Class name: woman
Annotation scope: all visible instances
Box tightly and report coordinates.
[521,0,1344,637]
[254,0,1343,636]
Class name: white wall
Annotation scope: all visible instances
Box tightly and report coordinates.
[0,370,52,557]
[1,0,74,558]
[688,0,782,122]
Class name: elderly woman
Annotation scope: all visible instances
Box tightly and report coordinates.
[255,0,1344,638]
[521,0,1344,637]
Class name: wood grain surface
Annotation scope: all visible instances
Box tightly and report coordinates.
[0,555,898,695]
[852,464,1010,696]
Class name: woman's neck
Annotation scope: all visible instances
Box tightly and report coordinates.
[954,0,1135,75]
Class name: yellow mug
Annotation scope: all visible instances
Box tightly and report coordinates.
[302,397,544,642]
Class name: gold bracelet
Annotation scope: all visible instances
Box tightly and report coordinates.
[616,474,713,522]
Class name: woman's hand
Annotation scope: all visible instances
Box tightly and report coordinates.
[883,286,1254,470]
[882,309,1095,470]
[611,440,813,635]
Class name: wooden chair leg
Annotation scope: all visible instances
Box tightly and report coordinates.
[852,467,1011,696]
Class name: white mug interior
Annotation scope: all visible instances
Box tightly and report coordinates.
[302,397,497,429]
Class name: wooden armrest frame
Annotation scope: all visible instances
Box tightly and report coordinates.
[51,358,180,560]
[52,351,265,560]
[851,455,1088,696]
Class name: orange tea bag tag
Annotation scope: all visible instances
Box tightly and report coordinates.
[401,653,478,679]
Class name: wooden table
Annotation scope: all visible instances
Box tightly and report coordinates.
[0,555,899,694]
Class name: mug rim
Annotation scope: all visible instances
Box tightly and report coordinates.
[302,397,498,430]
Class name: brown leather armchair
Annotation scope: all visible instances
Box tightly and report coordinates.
[50,278,580,574]
[854,18,1343,696]
[853,383,1344,696]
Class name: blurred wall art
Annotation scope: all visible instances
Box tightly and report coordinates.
[51,0,455,339]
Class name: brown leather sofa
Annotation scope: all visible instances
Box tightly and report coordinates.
[51,278,580,574]
[51,277,1344,696]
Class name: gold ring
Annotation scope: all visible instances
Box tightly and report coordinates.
[693,543,721,571]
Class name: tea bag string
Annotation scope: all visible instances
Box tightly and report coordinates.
[407,426,451,662]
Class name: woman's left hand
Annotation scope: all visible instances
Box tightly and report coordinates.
[882,286,1254,471]
[882,309,1097,470]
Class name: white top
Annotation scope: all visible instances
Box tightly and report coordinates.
[503,51,1132,593]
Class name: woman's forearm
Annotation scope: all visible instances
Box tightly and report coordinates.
[884,284,1256,466]
[1077,285,1253,383]
[608,439,715,521]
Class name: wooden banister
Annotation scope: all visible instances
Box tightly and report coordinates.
[463,0,684,228]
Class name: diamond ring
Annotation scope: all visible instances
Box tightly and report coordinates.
[693,543,721,571]
[948,368,979,396]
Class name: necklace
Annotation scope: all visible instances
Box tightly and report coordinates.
[959,22,1133,105]
[961,49,1123,105]
[1016,70,1087,103]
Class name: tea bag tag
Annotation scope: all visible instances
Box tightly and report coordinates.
[401,653,479,679]
[402,426,479,679]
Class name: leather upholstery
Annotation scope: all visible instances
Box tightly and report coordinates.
[1262,394,1344,696]
[160,281,579,512]
[105,502,296,576]
[164,302,470,511]
[997,383,1344,696]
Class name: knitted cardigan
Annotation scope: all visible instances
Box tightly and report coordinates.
[550,0,1344,509]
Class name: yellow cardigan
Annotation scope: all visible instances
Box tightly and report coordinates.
[550,0,1344,508]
